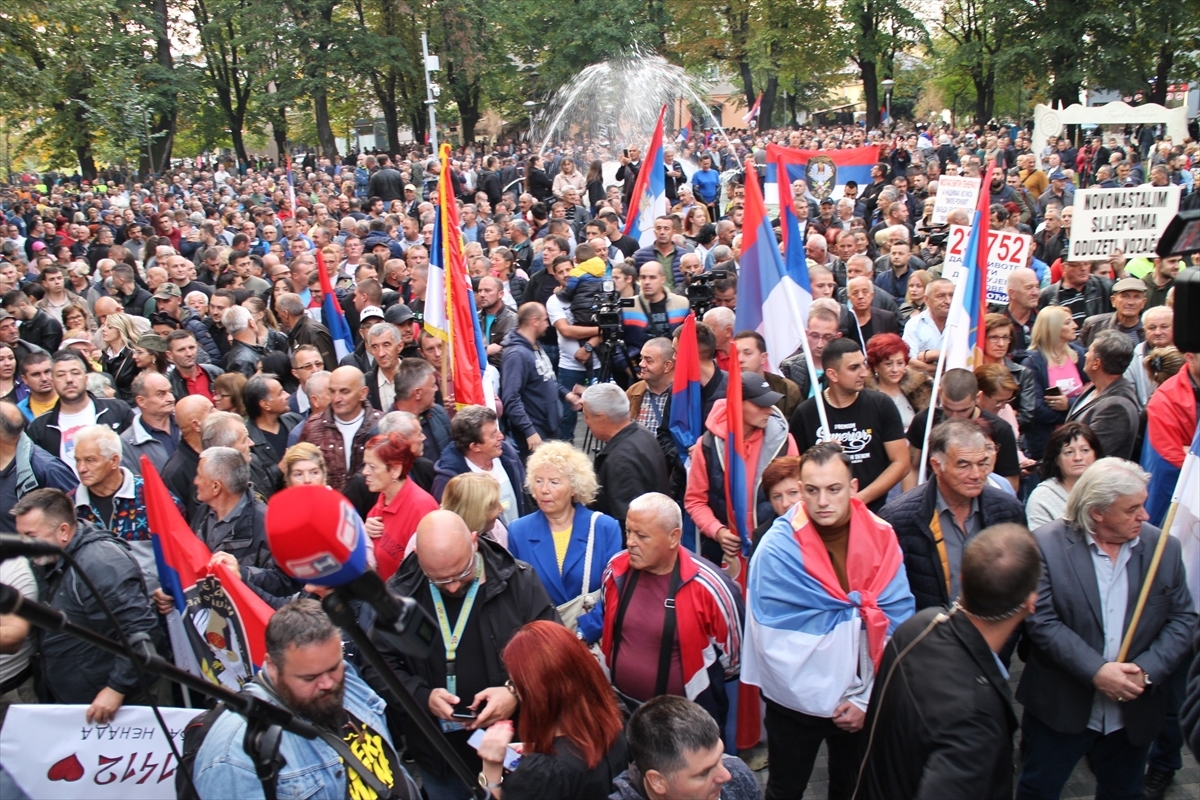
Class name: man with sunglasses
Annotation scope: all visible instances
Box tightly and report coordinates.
[365,510,558,800]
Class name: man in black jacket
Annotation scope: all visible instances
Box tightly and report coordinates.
[2,289,63,352]
[27,351,134,466]
[857,523,1040,800]
[880,419,1026,611]
[221,305,265,379]
[14,489,161,723]
[366,154,405,204]
[364,510,558,794]
[581,383,670,527]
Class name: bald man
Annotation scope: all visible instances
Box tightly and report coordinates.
[297,365,383,491]
[365,509,559,793]
[161,395,214,518]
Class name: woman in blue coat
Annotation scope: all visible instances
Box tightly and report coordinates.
[1017,305,1088,461]
[507,442,623,645]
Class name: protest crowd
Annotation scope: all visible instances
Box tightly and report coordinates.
[1,118,1200,800]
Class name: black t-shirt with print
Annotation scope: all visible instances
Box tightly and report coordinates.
[790,389,906,512]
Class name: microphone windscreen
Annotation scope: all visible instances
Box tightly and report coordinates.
[266,485,369,587]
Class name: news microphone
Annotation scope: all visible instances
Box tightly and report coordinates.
[266,486,434,657]
[0,533,65,560]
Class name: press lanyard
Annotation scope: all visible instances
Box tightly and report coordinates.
[429,553,483,700]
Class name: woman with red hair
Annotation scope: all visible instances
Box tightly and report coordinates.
[864,332,930,432]
[476,621,628,799]
[362,432,439,580]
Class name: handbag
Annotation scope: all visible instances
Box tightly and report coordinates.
[555,511,602,631]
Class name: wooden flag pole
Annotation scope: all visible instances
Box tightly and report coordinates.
[1116,499,1179,662]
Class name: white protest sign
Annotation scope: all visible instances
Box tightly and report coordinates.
[1068,185,1181,260]
[942,226,1033,303]
[0,704,196,799]
[938,225,973,371]
[931,175,981,224]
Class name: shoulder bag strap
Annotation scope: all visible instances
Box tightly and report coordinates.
[655,558,684,698]
[606,567,642,680]
[580,512,597,597]
[316,730,417,800]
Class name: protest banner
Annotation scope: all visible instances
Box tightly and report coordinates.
[1068,185,1182,260]
[0,705,196,800]
[931,175,981,224]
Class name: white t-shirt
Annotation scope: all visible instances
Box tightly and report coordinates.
[334,410,365,470]
[467,456,520,526]
[58,404,98,475]
[546,295,600,373]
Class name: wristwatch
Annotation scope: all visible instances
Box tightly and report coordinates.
[479,772,503,790]
[583,343,595,354]
[1142,670,1152,687]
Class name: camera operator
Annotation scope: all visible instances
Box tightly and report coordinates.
[621,262,689,367]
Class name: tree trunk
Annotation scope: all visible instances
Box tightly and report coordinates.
[759,75,779,130]
[738,60,756,112]
[143,0,176,174]
[230,118,249,167]
[272,106,288,163]
[381,95,401,155]
[412,107,427,149]
[862,60,880,129]
[1149,42,1172,106]
[313,86,338,157]
[456,82,481,143]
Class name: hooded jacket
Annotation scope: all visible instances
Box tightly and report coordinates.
[499,328,564,442]
[36,522,163,703]
[27,395,135,459]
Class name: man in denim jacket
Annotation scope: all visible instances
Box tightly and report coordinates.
[194,599,420,800]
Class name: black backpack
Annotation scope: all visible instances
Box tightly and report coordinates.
[175,703,228,800]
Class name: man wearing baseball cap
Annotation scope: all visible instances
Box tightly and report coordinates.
[340,305,385,372]
[685,372,800,563]
[1079,276,1147,347]
[385,303,420,359]
[153,282,221,363]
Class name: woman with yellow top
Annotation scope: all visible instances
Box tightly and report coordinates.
[505,442,622,644]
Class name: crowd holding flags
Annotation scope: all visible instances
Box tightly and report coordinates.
[424,142,489,409]
[623,105,669,247]
[143,457,272,694]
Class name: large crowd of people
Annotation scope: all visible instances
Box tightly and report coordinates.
[1,119,1199,800]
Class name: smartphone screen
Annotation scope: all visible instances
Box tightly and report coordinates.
[451,703,478,720]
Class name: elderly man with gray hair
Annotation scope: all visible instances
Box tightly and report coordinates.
[1016,458,1196,800]
[1065,329,1141,461]
[581,383,671,526]
[881,419,1027,611]
[222,304,264,378]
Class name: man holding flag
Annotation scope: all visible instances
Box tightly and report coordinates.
[743,441,914,800]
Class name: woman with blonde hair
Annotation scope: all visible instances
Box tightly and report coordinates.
[506,442,623,639]
[1021,305,1087,459]
[280,443,328,487]
[242,296,289,353]
[100,312,141,402]
[440,472,509,550]
[898,269,932,325]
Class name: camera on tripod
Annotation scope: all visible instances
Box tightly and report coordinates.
[684,269,728,315]
[594,280,633,342]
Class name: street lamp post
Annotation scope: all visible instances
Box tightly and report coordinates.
[422,32,440,151]
[880,79,895,128]
[523,101,538,144]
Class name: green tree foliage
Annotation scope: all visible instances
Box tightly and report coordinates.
[840,0,928,129]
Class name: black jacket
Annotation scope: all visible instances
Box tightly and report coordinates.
[364,538,559,777]
[480,303,517,368]
[28,396,135,459]
[36,522,162,703]
[161,440,202,518]
[286,314,338,372]
[167,363,224,401]
[224,338,265,379]
[1038,275,1113,319]
[367,167,405,203]
[20,309,63,352]
[1064,376,1142,461]
[102,347,139,404]
[188,495,297,601]
[857,607,1017,800]
[879,478,1027,611]
[591,422,671,526]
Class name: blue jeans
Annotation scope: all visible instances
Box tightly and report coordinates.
[1017,712,1150,800]
[557,366,587,443]
[418,766,475,800]
[1147,645,1192,772]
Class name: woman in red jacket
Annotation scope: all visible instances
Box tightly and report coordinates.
[362,432,439,580]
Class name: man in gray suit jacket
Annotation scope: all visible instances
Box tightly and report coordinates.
[1016,458,1196,800]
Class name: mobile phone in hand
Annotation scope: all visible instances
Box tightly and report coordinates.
[451,703,478,720]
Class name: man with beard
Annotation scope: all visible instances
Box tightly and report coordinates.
[193,599,421,799]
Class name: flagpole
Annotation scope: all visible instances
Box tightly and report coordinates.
[917,340,950,485]
[1116,498,1178,662]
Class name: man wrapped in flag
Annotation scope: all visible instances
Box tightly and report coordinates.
[743,441,914,800]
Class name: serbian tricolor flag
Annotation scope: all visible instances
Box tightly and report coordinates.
[743,500,914,718]
[765,143,879,204]
[623,105,668,247]
[735,159,811,373]
[425,143,488,408]
[315,248,354,362]
[670,313,703,553]
[741,92,763,127]
[143,457,273,693]
[723,358,752,561]
[942,166,994,371]
[677,120,692,143]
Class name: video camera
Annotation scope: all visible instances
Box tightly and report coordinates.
[915,224,949,248]
[593,280,634,342]
[684,269,729,315]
